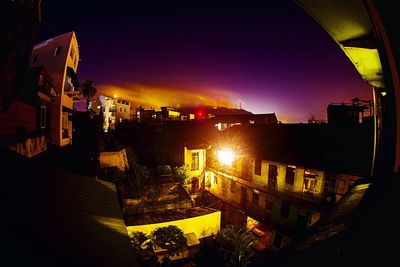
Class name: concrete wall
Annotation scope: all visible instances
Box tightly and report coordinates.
[126,210,221,239]
[100,148,129,170]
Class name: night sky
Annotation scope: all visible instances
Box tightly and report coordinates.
[36,0,371,122]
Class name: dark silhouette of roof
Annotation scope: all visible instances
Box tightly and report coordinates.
[220,123,373,175]
[209,113,278,124]
[0,146,139,266]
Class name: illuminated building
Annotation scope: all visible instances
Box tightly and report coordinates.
[90,95,131,131]
[29,31,80,146]
[209,113,278,131]
[161,106,181,120]
[204,123,371,250]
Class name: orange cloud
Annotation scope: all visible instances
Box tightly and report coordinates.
[96,83,243,110]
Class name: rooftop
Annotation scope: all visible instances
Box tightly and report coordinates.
[0,146,138,266]
[125,206,219,226]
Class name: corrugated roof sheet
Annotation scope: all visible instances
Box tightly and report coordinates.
[0,146,139,266]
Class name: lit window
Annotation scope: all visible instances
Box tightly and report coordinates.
[304,171,318,192]
[191,152,199,171]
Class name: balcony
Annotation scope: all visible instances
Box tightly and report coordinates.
[207,166,326,211]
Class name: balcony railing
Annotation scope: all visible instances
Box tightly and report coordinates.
[207,166,325,211]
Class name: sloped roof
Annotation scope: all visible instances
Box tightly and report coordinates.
[0,146,138,266]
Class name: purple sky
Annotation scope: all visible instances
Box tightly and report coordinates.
[36,0,371,122]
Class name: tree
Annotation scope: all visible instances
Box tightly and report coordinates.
[215,225,256,267]
[80,79,97,111]
[173,165,189,185]
[152,225,187,255]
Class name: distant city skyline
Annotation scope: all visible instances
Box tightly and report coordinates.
[36,0,371,122]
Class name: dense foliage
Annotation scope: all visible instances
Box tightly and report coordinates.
[152,225,187,254]
[215,225,256,267]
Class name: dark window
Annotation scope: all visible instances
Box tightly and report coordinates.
[230,180,236,193]
[280,201,290,218]
[273,233,283,248]
[222,179,227,196]
[191,152,199,171]
[266,199,274,212]
[285,166,295,185]
[40,106,46,128]
[268,164,278,189]
[252,191,259,206]
[120,107,122,112]
[54,46,62,56]
[33,54,38,63]
[254,159,262,176]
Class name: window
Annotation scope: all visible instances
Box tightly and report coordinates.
[54,46,62,56]
[252,190,259,206]
[40,106,46,128]
[285,166,295,185]
[120,107,122,112]
[191,152,199,171]
[268,164,278,189]
[304,171,318,192]
[33,54,38,63]
[254,159,262,176]
[230,180,236,193]
[280,201,290,218]
[273,233,283,248]
[304,179,317,192]
[62,112,69,138]
[222,179,227,196]
[265,199,274,212]
[70,49,74,60]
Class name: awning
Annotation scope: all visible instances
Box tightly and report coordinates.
[294,0,384,88]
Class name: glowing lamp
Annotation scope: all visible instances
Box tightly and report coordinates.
[217,149,234,165]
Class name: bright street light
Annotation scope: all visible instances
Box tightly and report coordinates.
[217,149,234,165]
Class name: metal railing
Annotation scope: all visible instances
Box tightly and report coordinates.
[207,166,325,210]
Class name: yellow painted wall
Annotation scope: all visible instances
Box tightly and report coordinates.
[242,158,325,199]
[126,210,221,239]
